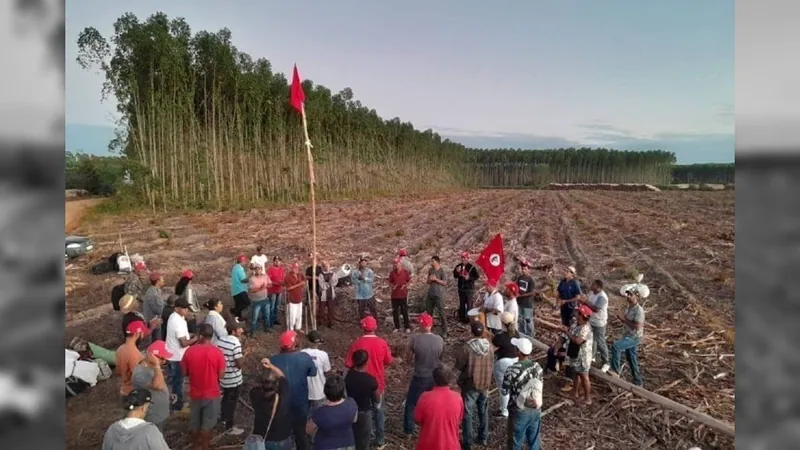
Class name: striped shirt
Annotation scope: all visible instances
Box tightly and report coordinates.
[216,335,243,388]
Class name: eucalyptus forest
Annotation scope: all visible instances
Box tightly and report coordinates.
[75,12,730,210]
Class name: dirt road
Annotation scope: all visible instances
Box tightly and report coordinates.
[65,198,102,233]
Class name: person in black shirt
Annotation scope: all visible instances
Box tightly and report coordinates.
[249,359,292,448]
[344,350,378,450]
[305,254,323,306]
[453,252,480,323]
[514,261,536,337]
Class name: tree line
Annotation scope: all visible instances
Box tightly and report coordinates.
[75,12,723,210]
[671,163,734,185]
[65,151,128,196]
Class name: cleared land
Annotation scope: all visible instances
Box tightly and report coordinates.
[64,190,735,450]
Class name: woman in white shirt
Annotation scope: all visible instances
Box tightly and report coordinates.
[202,298,228,346]
[481,282,505,334]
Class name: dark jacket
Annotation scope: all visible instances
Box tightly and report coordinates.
[453,263,480,291]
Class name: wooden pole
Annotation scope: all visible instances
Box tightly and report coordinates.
[527,336,735,437]
[300,103,318,331]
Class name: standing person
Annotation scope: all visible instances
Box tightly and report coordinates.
[413,366,463,450]
[514,261,536,337]
[124,261,148,300]
[579,279,609,372]
[424,256,448,337]
[270,331,319,450]
[387,258,412,333]
[248,359,293,449]
[142,272,166,342]
[555,266,581,327]
[231,254,251,320]
[217,319,247,435]
[398,249,415,276]
[165,297,198,414]
[249,263,273,336]
[302,330,332,412]
[353,257,378,320]
[267,256,286,327]
[102,389,170,450]
[283,263,306,332]
[403,313,444,436]
[251,246,268,272]
[305,254,324,306]
[131,340,172,431]
[175,269,199,314]
[202,298,228,346]
[181,323,227,449]
[456,321,494,450]
[492,312,520,418]
[344,350,379,450]
[607,289,646,386]
[453,251,480,324]
[560,304,593,403]
[344,316,393,449]
[120,294,161,349]
[116,321,148,396]
[306,376,359,450]
[481,282,504,335]
[317,261,340,328]
[501,338,543,450]
[504,282,520,327]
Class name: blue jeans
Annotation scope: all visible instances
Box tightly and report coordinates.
[518,307,534,338]
[372,394,386,445]
[610,335,643,385]
[168,361,184,411]
[403,376,434,434]
[461,389,488,448]
[267,292,282,326]
[508,408,541,450]
[263,438,293,450]
[250,299,271,334]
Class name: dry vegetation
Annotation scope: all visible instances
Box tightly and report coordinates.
[64,189,735,450]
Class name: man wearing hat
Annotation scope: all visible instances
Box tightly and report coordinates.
[116,321,149,396]
[398,248,415,276]
[455,321,494,449]
[102,389,170,450]
[607,288,645,386]
[142,272,166,342]
[124,261,148,300]
[514,260,536,337]
[165,296,198,414]
[345,316,393,449]
[230,254,250,320]
[270,330,318,450]
[217,318,247,435]
[501,337,543,450]
[182,323,227,449]
[454,251,480,324]
[131,340,173,431]
[403,312,444,435]
[283,263,307,332]
[555,265,582,327]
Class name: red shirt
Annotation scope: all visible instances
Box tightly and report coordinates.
[345,335,393,393]
[267,266,285,294]
[284,273,304,303]
[181,343,226,400]
[414,387,464,450]
[388,269,411,299]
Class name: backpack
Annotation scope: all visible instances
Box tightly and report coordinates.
[110,283,126,311]
[90,260,113,275]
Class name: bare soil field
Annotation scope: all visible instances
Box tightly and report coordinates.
[65,198,103,233]
[64,190,735,450]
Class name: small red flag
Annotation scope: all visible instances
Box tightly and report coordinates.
[290,64,305,114]
[476,234,505,286]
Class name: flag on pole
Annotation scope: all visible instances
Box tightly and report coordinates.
[290,64,306,114]
[476,234,505,286]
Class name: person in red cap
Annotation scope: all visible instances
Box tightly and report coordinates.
[345,316,393,449]
[266,256,286,327]
[181,323,227,449]
[283,263,306,331]
[413,366,463,450]
[398,248,415,276]
[230,254,251,320]
[454,251,480,324]
[175,269,200,316]
[387,257,412,332]
[131,340,173,430]
[125,261,148,300]
[504,282,520,328]
[480,281,504,335]
[116,320,149,396]
[403,312,444,435]
[142,272,166,342]
[559,303,594,404]
[269,330,318,450]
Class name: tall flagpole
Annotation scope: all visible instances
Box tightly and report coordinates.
[300,103,318,331]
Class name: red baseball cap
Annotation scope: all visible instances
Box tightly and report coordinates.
[505,282,520,297]
[360,315,378,332]
[126,320,151,336]
[149,272,162,283]
[147,340,174,359]
[418,312,434,328]
[398,249,408,257]
[134,261,147,271]
[393,257,402,265]
[181,269,194,279]
[460,251,470,259]
[279,330,297,349]
[237,254,248,263]
[576,304,593,318]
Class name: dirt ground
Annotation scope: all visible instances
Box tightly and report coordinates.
[65,198,103,233]
[64,190,735,450]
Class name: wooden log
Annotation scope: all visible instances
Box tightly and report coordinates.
[528,337,735,437]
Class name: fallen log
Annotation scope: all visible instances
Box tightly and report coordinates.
[528,337,735,437]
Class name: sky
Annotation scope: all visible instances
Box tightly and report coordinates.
[65,0,735,163]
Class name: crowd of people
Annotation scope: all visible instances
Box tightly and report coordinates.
[101,247,646,450]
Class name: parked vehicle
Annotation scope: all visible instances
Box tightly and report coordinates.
[65,236,94,261]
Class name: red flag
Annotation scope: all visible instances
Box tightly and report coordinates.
[290,64,305,114]
[476,234,505,286]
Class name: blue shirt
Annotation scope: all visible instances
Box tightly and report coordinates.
[557,278,581,305]
[270,351,318,419]
[353,268,375,300]
[311,398,358,450]
[231,264,248,296]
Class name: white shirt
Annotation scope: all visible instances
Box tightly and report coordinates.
[165,312,190,361]
[484,291,504,330]
[302,348,331,401]
[204,310,229,347]
[504,298,519,325]
[250,254,268,271]
[587,290,609,327]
